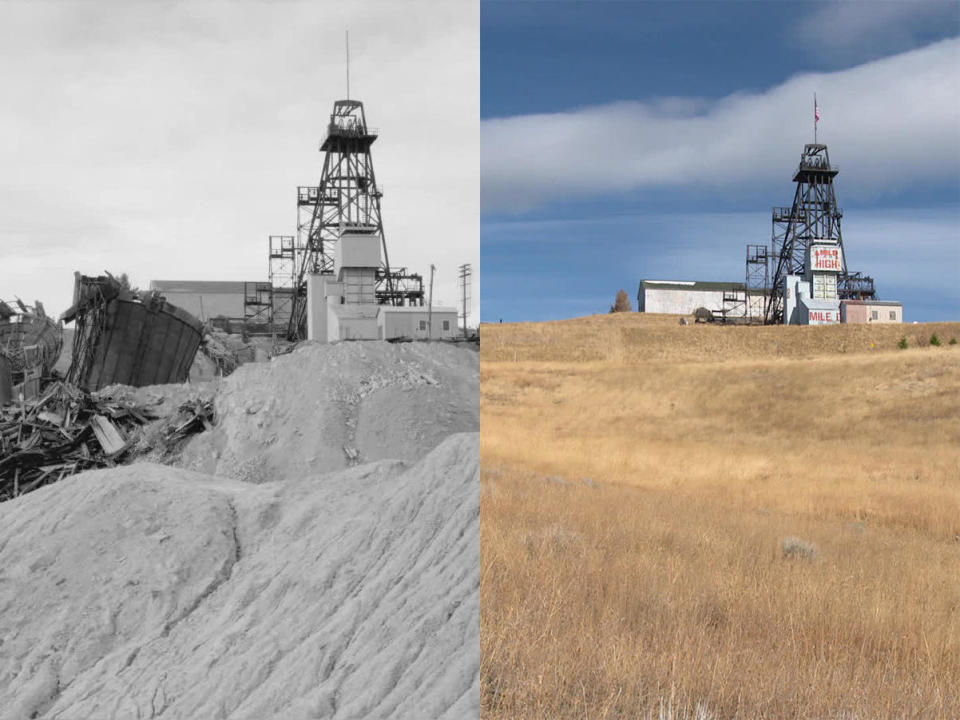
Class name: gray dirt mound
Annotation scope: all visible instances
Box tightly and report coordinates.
[0,433,479,720]
[177,340,478,482]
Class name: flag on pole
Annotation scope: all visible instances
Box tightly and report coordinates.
[814,93,820,143]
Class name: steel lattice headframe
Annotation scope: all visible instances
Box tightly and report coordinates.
[287,100,423,339]
[763,143,876,324]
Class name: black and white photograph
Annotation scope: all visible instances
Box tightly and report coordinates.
[0,2,478,718]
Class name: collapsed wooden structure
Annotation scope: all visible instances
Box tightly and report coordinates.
[0,299,63,404]
[0,381,214,502]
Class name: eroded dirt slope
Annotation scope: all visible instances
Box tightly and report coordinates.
[178,341,479,481]
[0,434,478,720]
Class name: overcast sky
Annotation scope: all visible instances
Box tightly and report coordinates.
[481,0,960,322]
[1,0,479,322]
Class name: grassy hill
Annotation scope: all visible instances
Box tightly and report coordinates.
[481,313,960,719]
[482,311,960,363]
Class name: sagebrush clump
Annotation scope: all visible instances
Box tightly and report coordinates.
[781,536,818,562]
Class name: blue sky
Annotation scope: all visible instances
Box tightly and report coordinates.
[481,1,960,322]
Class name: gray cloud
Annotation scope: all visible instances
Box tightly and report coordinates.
[482,38,960,214]
[0,0,478,322]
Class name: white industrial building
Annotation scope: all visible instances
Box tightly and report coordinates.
[636,280,764,317]
[378,306,458,340]
[149,280,254,321]
[149,279,290,328]
[639,240,901,325]
[306,228,458,342]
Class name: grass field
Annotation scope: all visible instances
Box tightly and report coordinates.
[481,313,960,719]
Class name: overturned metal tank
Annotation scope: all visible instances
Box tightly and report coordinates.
[0,300,63,403]
[62,274,202,391]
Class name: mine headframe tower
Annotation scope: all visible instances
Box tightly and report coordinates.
[287,99,424,339]
[763,143,876,324]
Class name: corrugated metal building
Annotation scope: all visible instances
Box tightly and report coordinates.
[637,280,764,317]
[149,280,254,322]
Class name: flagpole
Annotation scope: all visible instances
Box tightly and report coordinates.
[814,92,817,144]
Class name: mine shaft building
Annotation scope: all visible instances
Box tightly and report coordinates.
[637,140,902,325]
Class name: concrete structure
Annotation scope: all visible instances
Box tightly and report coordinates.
[305,228,383,342]
[782,239,843,325]
[149,281,256,322]
[637,280,764,317]
[329,304,380,341]
[840,300,903,324]
[784,274,841,325]
[304,229,453,343]
[378,306,458,340]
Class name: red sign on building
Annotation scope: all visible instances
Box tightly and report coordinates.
[811,246,842,272]
[807,309,838,324]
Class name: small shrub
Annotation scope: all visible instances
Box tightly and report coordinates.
[930,333,941,347]
[781,536,818,562]
[950,338,958,345]
[609,289,632,313]
[897,337,908,350]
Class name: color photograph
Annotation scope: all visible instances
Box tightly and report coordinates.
[481,1,960,718]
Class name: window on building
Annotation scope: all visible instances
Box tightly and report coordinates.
[871,310,879,320]
[442,320,450,331]
[889,311,896,321]
[418,320,427,331]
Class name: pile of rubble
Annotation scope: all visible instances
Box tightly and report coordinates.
[199,328,257,375]
[0,382,213,501]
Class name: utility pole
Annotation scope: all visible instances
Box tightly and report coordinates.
[427,264,435,340]
[458,262,472,338]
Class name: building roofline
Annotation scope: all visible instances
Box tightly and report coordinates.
[841,299,902,306]
[639,279,747,292]
[378,305,457,314]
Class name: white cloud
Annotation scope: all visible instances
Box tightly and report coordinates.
[0,0,479,323]
[482,38,960,214]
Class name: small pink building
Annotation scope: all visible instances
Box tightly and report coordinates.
[840,300,902,324]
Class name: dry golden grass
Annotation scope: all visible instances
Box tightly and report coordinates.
[482,311,960,364]
[481,314,960,719]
